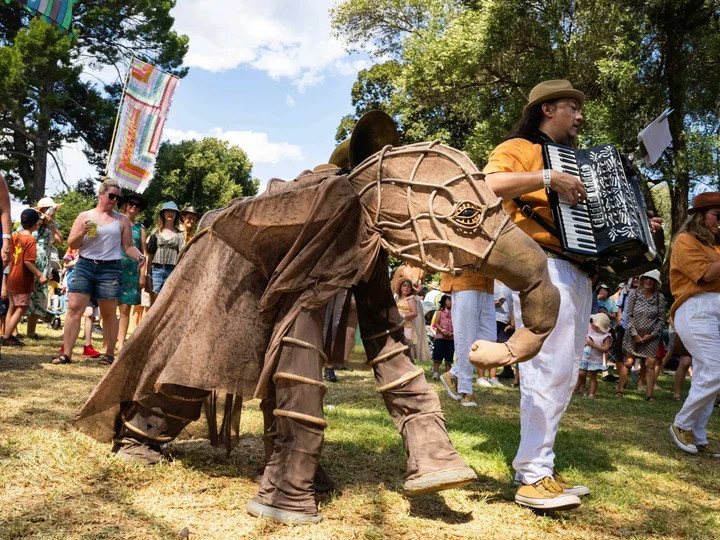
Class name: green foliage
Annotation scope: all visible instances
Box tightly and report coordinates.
[53,186,97,257]
[333,0,720,236]
[140,137,259,227]
[0,1,189,203]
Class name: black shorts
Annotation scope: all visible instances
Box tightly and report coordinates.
[432,338,455,364]
[496,320,514,343]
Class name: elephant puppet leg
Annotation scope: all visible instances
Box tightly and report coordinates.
[113,384,210,465]
[260,384,337,494]
[468,224,561,369]
[354,258,477,495]
[248,307,327,525]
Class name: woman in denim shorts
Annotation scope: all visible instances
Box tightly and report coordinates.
[52,178,146,366]
[145,201,185,306]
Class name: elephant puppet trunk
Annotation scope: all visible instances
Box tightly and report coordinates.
[468,224,560,369]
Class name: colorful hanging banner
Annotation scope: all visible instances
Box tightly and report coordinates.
[106,59,179,193]
[4,0,77,36]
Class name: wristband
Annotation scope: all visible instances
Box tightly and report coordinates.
[542,169,552,189]
[2,234,10,239]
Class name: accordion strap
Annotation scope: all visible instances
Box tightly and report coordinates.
[513,198,560,239]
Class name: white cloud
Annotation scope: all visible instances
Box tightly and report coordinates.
[164,128,304,164]
[171,0,360,90]
[285,94,296,107]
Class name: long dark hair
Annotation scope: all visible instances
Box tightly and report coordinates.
[507,100,577,148]
[440,294,451,310]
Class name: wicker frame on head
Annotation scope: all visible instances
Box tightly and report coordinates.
[349,141,511,275]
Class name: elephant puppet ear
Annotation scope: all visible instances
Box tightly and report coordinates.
[349,110,400,168]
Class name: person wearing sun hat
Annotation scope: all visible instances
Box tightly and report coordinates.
[573,312,612,399]
[617,268,666,401]
[145,201,185,304]
[23,196,64,339]
[669,191,720,458]
[481,79,593,510]
[180,205,202,244]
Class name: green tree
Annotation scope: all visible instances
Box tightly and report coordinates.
[53,178,97,257]
[0,1,189,203]
[332,0,720,237]
[140,137,259,227]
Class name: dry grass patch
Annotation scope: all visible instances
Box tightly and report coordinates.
[1,327,719,539]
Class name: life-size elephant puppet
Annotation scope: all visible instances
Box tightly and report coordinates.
[74,115,559,527]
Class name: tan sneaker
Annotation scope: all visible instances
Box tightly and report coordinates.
[553,472,590,496]
[696,441,720,457]
[440,372,461,401]
[515,477,581,510]
[460,393,477,407]
[669,424,698,454]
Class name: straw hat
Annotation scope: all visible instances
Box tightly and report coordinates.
[523,80,586,114]
[590,313,611,333]
[35,197,63,211]
[641,269,662,288]
[688,191,720,214]
[393,278,417,296]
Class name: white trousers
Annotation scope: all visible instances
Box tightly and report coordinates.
[450,289,495,395]
[512,258,592,484]
[673,293,720,446]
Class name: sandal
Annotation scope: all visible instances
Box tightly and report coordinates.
[645,396,655,402]
[51,353,72,365]
[615,392,624,398]
[98,354,115,366]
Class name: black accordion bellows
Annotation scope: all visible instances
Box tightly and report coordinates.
[543,142,662,278]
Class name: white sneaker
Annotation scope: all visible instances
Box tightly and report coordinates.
[476,377,492,387]
[488,378,504,387]
[432,372,440,380]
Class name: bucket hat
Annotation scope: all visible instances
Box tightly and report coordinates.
[641,269,662,288]
[590,313,611,333]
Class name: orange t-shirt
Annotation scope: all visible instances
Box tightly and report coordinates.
[483,138,561,251]
[440,271,494,294]
[7,233,37,294]
[669,233,720,317]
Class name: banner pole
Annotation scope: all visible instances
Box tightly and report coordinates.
[105,56,133,176]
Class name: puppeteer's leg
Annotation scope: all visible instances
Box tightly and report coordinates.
[354,255,477,495]
[113,384,210,465]
[259,383,336,493]
[248,307,328,525]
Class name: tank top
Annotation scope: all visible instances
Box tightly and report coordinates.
[80,210,123,261]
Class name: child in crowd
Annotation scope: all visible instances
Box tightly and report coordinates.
[574,313,612,399]
[1,209,46,347]
[431,294,454,380]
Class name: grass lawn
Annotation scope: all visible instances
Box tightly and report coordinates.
[1,324,718,539]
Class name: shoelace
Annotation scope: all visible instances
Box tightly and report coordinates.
[539,477,564,494]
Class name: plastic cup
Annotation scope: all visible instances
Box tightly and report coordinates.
[88,222,97,237]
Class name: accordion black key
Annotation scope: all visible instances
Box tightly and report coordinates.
[543,142,662,278]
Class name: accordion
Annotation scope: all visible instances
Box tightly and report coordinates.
[542,142,662,278]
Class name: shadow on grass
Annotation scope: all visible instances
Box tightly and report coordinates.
[408,492,473,523]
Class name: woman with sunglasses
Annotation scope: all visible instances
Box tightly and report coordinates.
[117,193,147,351]
[52,178,145,365]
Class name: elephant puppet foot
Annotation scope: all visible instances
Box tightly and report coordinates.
[111,440,166,466]
[468,327,545,369]
[404,467,478,496]
[246,500,323,525]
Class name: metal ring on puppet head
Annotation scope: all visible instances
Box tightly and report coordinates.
[328,110,400,170]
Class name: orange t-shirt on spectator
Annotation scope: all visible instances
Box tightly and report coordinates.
[669,232,720,317]
[7,233,37,295]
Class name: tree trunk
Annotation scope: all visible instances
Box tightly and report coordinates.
[30,135,48,205]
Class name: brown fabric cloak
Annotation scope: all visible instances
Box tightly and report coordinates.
[74,171,381,442]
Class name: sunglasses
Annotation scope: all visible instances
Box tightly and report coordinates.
[126,201,142,208]
[107,193,119,201]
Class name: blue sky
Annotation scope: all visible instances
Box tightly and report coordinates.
[13,0,368,219]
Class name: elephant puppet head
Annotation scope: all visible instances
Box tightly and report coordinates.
[348,140,512,275]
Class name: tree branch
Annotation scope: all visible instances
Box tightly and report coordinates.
[0,121,38,144]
